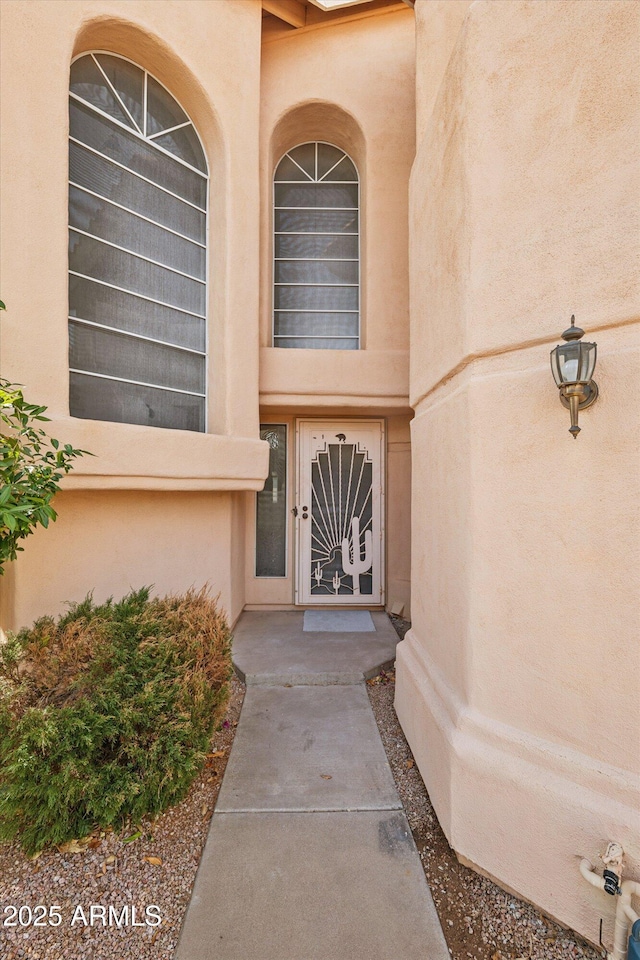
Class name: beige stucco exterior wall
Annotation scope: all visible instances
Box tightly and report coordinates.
[248,9,415,612]
[259,8,415,411]
[1,490,241,629]
[396,0,640,944]
[0,0,268,631]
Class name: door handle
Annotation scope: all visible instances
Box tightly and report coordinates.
[291,506,298,517]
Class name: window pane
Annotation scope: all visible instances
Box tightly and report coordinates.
[274,284,358,311]
[274,183,358,209]
[69,230,206,316]
[321,155,357,182]
[317,143,347,179]
[146,75,188,136]
[69,275,205,350]
[274,312,358,338]
[256,425,287,578]
[69,141,206,243]
[274,155,312,182]
[70,99,206,207]
[275,234,358,259]
[94,54,144,131]
[274,337,358,350]
[69,321,205,394]
[285,143,316,179]
[153,126,207,173]
[275,260,357,285]
[273,142,359,350]
[70,57,134,128]
[70,373,205,431]
[274,209,358,234]
[69,186,205,278]
[70,55,208,433]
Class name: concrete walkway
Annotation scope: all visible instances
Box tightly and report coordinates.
[175,611,449,960]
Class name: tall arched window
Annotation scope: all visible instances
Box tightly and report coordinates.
[68,53,208,431]
[273,142,359,350]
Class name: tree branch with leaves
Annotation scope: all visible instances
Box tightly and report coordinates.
[0,301,90,573]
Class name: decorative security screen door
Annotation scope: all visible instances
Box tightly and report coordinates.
[296,420,384,606]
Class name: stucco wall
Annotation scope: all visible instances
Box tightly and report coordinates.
[0,0,270,631]
[2,490,238,630]
[0,0,267,470]
[396,0,640,944]
[259,8,415,411]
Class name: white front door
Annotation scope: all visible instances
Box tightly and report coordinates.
[296,420,384,605]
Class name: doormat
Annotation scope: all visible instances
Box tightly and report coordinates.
[303,610,376,632]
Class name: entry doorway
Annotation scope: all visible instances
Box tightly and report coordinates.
[295,420,384,606]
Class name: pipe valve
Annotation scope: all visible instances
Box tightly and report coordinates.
[603,870,621,896]
[602,843,625,896]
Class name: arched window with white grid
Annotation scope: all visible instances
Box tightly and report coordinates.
[273,142,359,350]
[68,53,208,431]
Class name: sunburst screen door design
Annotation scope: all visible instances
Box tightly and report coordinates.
[296,420,384,605]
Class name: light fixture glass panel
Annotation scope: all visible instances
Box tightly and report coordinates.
[256,425,288,578]
[579,342,597,381]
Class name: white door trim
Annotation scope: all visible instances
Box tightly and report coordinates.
[295,418,385,606]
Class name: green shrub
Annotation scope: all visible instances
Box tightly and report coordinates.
[0,587,232,854]
[0,375,89,574]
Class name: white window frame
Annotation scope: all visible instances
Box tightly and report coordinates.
[272,141,360,350]
[68,51,209,431]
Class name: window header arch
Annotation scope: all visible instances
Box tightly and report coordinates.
[70,52,207,175]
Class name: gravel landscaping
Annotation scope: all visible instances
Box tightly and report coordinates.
[368,616,601,960]
[0,616,604,960]
[0,677,245,960]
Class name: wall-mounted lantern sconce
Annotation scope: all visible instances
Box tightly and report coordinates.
[550,316,598,438]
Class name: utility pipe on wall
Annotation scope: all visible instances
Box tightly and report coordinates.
[579,858,640,960]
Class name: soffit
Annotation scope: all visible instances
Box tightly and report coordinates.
[262,0,413,38]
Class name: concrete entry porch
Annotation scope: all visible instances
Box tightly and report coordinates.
[231,609,399,685]
[175,610,448,960]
